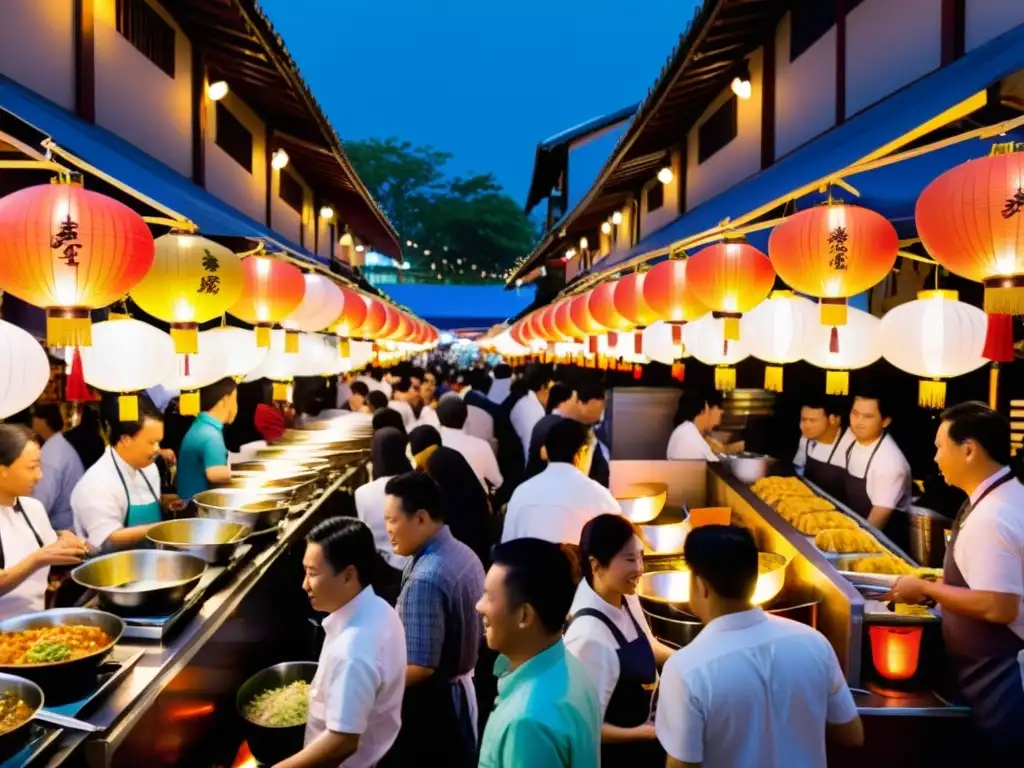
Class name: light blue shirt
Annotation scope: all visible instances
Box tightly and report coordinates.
[30,432,83,532]
[176,413,227,500]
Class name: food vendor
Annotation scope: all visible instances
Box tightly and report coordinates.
[890,402,1024,760]
[793,396,852,499]
[276,517,405,768]
[666,391,726,461]
[842,390,912,549]
[176,378,238,501]
[565,514,673,764]
[0,425,87,620]
[71,397,166,550]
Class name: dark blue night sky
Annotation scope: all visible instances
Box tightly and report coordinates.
[260,0,697,204]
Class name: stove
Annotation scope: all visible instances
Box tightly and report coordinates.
[0,723,63,768]
[43,646,144,711]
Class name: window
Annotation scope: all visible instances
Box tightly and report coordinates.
[646,181,664,213]
[698,96,738,164]
[789,1,866,61]
[215,103,252,173]
[115,0,176,77]
[279,170,304,213]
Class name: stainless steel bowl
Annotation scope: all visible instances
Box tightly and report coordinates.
[215,475,315,504]
[147,518,250,564]
[276,427,372,447]
[237,661,318,765]
[723,452,771,484]
[232,458,333,474]
[71,550,206,615]
[255,446,364,470]
[0,672,43,755]
[637,552,789,606]
[193,489,291,531]
[615,483,668,524]
[639,519,690,556]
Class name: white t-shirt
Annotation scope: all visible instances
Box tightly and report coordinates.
[71,448,162,549]
[564,579,658,716]
[355,375,392,399]
[666,421,718,462]
[306,586,407,767]
[439,427,503,490]
[355,477,410,572]
[656,609,857,768]
[844,435,911,510]
[793,430,854,471]
[502,463,622,544]
[510,391,545,461]
[388,399,417,430]
[954,467,1024,643]
[488,378,512,406]
[0,497,58,621]
[416,405,440,429]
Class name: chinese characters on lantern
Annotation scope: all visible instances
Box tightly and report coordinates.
[828,226,849,271]
[197,248,220,295]
[51,215,81,267]
[1001,187,1024,219]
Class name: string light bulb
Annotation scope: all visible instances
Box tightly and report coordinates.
[611,211,623,225]
[580,237,589,250]
[657,167,674,185]
[731,61,752,100]
[207,81,229,101]
[271,149,289,170]
[319,205,334,220]
[601,222,612,235]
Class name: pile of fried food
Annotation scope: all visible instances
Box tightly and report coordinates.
[751,478,880,550]
[0,625,114,666]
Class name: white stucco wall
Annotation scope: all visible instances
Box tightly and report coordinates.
[94,0,192,176]
[0,0,75,110]
[205,92,266,223]
[846,0,942,117]
[639,149,681,238]
[775,12,837,159]
[965,0,1024,52]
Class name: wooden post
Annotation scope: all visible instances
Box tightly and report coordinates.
[74,0,95,123]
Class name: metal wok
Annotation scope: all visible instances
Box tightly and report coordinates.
[193,489,292,530]
[0,673,44,757]
[237,661,318,765]
[147,518,251,564]
[72,550,206,616]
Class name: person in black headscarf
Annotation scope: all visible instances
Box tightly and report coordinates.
[372,407,407,435]
[355,427,413,605]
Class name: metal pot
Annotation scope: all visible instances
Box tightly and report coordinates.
[637,552,789,606]
[615,483,668,524]
[215,474,316,504]
[232,458,333,475]
[193,489,291,531]
[276,427,372,448]
[147,518,251,565]
[0,609,124,701]
[71,550,206,616]
[722,452,771,484]
[0,673,44,758]
[255,446,364,471]
[639,519,690,557]
[236,661,318,766]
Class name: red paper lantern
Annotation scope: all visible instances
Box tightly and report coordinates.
[569,290,605,354]
[642,258,708,325]
[553,297,584,341]
[614,272,661,355]
[352,297,388,340]
[333,286,369,338]
[588,280,634,342]
[510,318,530,348]
[0,181,155,346]
[227,256,306,348]
[686,240,775,340]
[535,304,566,343]
[769,202,897,327]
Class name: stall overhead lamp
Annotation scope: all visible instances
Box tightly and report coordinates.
[580,237,589,250]
[611,211,623,225]
[271,149,289,170]
[657,167,674,185]
[355,244,365,252]
[207,80,229,101]
[731,60,752,100]
[319,205,334,220]
[601,221,612,235]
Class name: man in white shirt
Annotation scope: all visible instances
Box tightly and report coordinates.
[656,525,863,767]
[437,394,502,492]
[891,402,1024,759]
[793,396,852,500]
[502,419,620,544]
[449,370,496,447]
[278,517,405,768]
[666,391,723,461]
[356,369,392,399]
[389,377,419,430]
[510,368,553,461]
[487,364,513,406]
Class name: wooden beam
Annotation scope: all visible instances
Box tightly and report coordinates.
[190,41,206,187]
[941,0,966,65]
[761,26,776,169]
[836,0,847,126]
[265,130,273,227]
[73,0,95,123]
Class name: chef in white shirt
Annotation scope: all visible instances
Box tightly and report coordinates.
[793,396,853,500]
[71,398,166,551]
[666,391,724,461]
[842,391,912,550]
[436,394,502,492]
[388,377,418,430]
[565,514,674,764]
[509,368,553,461]
[278,517,406,768]
[656,525,863,767]
[502,418,620,544]
[891,403,1024,758]
[0,424,87,621]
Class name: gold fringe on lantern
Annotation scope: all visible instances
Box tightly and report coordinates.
[826,370,850,396]
[722,316,740,342]
[715,366,736,392]
[918,379,947,409]
[285,330,300,354]
[46,309,92,348]
[820,300,848,327]
[272,381,292,402]
[764,365,784,392]
[989,363,1000,410]
[170,323,199,355]
[118,394,139,422]
[338,338,351,357]
[255,325,272,348]
[983,280,1024,315]
[179,391,200,415]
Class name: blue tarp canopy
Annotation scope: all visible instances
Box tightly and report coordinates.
[0,75,326,265]
[382,283,535,330]
[593,23,1024,275]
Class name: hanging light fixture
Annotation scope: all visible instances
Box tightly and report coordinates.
[611,211,623,226]
[207,81,229,101]
[601,221,612,235]
[227,256,306,348]
[0,320,50,419]
[271,149,290,170]
[731,60,752,100]
[741,291,817,392]
[803,306,882,395]
[683,314,750,392]
[657,167,674,185]
[319,205,334,220]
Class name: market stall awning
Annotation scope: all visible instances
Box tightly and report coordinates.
[584,22,1024,279]
[0,74,328,266]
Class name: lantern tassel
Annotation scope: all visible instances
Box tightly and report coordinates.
[47,309,91,348]
[764,365,784,392]
[820,299,848,327]
[982,313,1015,363]
[829,326,840,354]
[634,333,643,356]
[66,348,90,403]
[183,354,191,377]
[919,380,946,409]
[607,331,619,347]
[633,364,643,381]
[180,391,200,416]
[118,394,139,422]
[285,330,300,354]
[338,338,351,357]
[255,325,272,348]
[989,363,1000,410]
[671,323,683,345]
[715,366,736,392]
[589,336,598,355]
[272,381,291,402]
[671,362,686,382]
[722,316,740,342]
[983,278,1024,315]
[170,324,199,355]
[826,370,849,396]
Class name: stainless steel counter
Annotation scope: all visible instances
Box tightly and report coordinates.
[41,465,365,768]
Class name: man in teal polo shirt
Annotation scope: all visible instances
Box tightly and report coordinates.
[476,538,600,767]
[177,378,238,500]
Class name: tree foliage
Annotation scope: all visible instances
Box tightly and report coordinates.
[345,137,539,281]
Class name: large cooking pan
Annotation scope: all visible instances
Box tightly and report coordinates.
[237,661,317,765]
[637,552,789,607]
[275,428,372,450]
[0,673,44,757]
[193,489,291,531]
[255,446,365,470]
[147,518,251,564]
[0,609,124,700]
[72,550,206,616]
[216,473,316,504]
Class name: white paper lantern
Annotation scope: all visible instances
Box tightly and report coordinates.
[803,305,882,395]
[742,291,817,392]
[683,314,749,391]
[79,319,175,419]
[245,329,298,400]
[282,274,345,333]
[160,330,234,415]
[200,327,267,379]
[293,333,342,377]
[642,322,692,365]
[0,320,50,420]
[343,340,375,374]
[880,290,987,408]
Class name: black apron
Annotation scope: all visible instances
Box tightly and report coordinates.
[0,500,44,569]
[843,433,910,553]
[568,603,665,766]
[803,429,847,500]
[941,471,1024,763]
